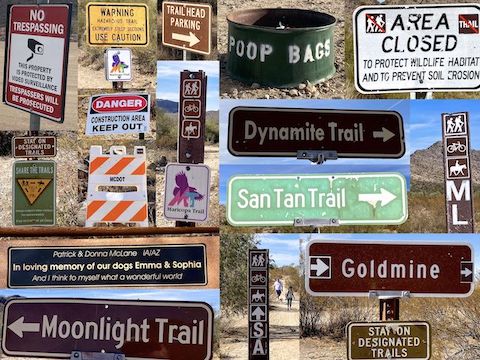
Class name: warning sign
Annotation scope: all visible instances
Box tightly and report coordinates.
[3,4,72,122]
[87,2,149,46]
[354,4,480,93]
[17,178,52,205]
[13,160,56,226]
[86,93,150,135]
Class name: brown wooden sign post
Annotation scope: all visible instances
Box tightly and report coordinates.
[442,112,475,233]
[248,249,269,360]
[175,70,208,227]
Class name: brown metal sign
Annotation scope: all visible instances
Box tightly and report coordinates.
[162,1,212,55]
[228,107,405,158]
[306,241,474,297]
[442,112,475,233]
[13,136,57,158]
[2,298,213,359]
[178,70,207,164]
[248,249,269,360]
[347,321,431,360]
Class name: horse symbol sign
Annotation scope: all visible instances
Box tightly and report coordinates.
[164,163,210,222]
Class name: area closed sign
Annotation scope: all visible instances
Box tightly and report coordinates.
[3,4,72,122]
[354,4,480,93]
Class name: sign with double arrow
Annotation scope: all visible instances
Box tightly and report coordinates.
[306,240,474,297]
[162,2,212,55]
[228,107,405,158]
[227,173,408,226]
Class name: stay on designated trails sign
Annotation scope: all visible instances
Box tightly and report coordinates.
[3,4,72,122]
[13,160,56,226]
[86,2,149,46]
[354,4,480,93]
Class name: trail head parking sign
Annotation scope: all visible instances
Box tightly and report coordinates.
[13,160,56,226]
[3,4,72,122]
[354,4,480,93]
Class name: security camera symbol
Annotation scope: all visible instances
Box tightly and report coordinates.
[27,39,44,62]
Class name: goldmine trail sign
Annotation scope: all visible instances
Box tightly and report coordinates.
[2,298,214,360]
[228,107,405,158]
[306,240,474,297]
[354,4,480,93]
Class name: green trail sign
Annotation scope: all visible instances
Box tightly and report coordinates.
[13,161,56,226]
[227,173,407,226]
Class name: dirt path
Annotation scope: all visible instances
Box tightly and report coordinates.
[0,41,78,131]
[220,276,300,359]
[301,337,345,359]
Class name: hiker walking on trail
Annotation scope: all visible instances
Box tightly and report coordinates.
[286,286,295,311]
[274,278,283,300]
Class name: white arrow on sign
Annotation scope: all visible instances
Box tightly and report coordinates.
[8,317,40,338]
[461,267,473,278]
[251,306,265,321]
[172,32,200,47]
[358,188,397,207]
[373,127,395,142]
[311,258,330,277]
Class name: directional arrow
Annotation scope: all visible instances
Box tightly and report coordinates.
[172,32,200,47]
[8,317,40,338]
[311,258,330,277]
[251,306,265,321]
[373,127,395,142]
[461,267,473,278]
[358,188,397,207]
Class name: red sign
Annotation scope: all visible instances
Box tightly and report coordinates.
[306,241,474,297]
[178,70,207,163]
[442,112,475,233]
[2,298,214,359]
[3,4,72,122]
[92,94,148,113]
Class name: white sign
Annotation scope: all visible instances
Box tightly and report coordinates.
[354,4,480,93]
[86,93,150,135]
[105,48,132,81]
[164,163,210,222]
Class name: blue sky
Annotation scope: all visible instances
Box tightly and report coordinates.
[299,233,480,267]
[255,234,300,267]
[156,61,219,111]
[0,289,220,313]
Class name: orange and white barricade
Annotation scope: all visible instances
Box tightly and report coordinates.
[86,145,148,227]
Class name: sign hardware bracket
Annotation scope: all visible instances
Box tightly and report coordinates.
[294,217,339,227]
[70,352,125,360]
[296,150,338,165]
[369,290,411,299]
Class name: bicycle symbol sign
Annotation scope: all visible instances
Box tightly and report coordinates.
[446,137,468,157]
[183,99,201,118]
[250,270,267,286]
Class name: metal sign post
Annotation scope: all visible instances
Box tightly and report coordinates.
[248,249,269,360]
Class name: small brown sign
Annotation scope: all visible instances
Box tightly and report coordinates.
[442,112,475,233]
[347,321,431,360]
[162,1,212,55]
[248,249,269,360]
[306,241,474,297]
[178,70,207,163]
[228,107,405,158]
[13,136,57,158]
[2,298,214,359]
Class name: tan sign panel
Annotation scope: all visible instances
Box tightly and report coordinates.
[348,321,431,360]
[86,2,149,46]
[162,1,212,55]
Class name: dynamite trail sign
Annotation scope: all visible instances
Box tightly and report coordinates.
[162,1,212,55]
[8,244,208,288]
[227,173,407,226]
[86,2,149,46]
[3,4,72,122]
[13,136,56,158]
[13,160,56,226]
[354,4,480,93]
[442,112,474,233]
[228,107,405,158]
[86,93,150,136]
[306,240,474,297]
[2,298,213,360]
[347,321,431,360]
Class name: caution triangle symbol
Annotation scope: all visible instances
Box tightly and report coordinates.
[17,179,52,205]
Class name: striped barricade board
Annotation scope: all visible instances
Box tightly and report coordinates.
[86,145,148,227]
